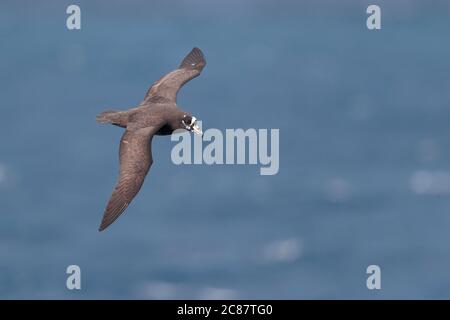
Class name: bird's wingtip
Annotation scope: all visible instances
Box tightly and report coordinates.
[179,47,206,70]
[98,221,108,232]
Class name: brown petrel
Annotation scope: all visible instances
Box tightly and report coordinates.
[96,47,205,231]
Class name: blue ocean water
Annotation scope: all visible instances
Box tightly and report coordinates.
[1,0,450,299]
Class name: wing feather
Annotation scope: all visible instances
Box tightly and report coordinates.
[98,126,160,231]
[142,47,206,104]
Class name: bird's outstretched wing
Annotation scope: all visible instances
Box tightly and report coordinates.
[99,125,161,231]
[142,47,206,104]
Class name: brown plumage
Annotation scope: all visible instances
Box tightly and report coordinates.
[96,48,206,231]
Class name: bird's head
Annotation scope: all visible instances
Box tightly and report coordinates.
[181,114,203,135]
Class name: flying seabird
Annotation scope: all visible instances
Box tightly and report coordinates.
[96,47,206,231]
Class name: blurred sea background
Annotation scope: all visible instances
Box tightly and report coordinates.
[1,0,450,299]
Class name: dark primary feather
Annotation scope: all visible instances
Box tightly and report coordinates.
[98,125,161,231]
[179,47,205,69]
[142,47,206,104]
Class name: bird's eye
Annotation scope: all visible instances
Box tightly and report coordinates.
[182,117,192,130]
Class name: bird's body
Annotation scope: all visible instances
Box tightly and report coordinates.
[96,47,206,231]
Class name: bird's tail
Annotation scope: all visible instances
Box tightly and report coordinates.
[96,110,128,127]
